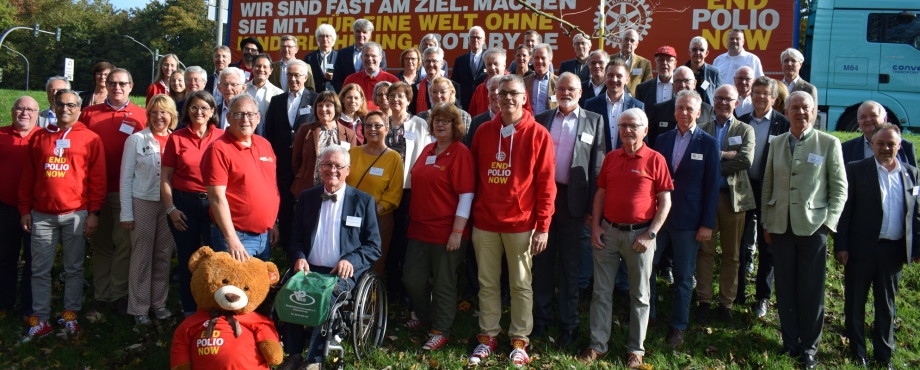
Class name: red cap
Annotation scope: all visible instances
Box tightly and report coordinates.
[655,45,677,58]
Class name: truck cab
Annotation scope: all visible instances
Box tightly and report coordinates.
[805,0,920,131]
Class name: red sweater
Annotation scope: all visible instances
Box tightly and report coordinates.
[471,110,556,233]
[0,126,37,207]
[79,101,147,192]
[145,80,168,105]
[19,123,106,215]
[342,71,399,111]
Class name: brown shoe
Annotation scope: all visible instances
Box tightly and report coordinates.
[576,347,606,364]
[626,353,644,368]
[667,327,684,348]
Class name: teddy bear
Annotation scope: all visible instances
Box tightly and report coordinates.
[170,246,283,370]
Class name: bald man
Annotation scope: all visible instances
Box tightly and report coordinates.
[841,100,917,167]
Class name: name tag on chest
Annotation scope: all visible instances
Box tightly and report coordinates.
[345,216,362,227]
[807,153,824,165]
[119,122,135,135]
[369,167,384,176]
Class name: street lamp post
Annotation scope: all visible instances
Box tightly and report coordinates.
[123,35,161,84]
[3,45,29,90]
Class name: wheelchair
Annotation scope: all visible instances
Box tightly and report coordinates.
[271,269,388,368]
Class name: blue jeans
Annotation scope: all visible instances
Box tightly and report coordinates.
[167,189,213,315]
[210,226,271,261]
[650,224,699,330]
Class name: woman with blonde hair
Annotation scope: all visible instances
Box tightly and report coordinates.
[146,54,180,104]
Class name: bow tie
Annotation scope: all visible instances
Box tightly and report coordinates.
[321,193,337,202]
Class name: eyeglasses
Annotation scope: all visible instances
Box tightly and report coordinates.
[433,119,452,126]
[388,94,407,99]
[364,123,386,129]
[714,96,736,103]
[230,112,260,120]
[242,47,260,53]
[219,82,243,88]
[673,78,695,84]
[288,73,307,79]
[557,87,579,93]
[690,47,706,53]
[14,106,38,114]
[618,124,645,131]
[497,90,524,97]
[320,163,349,171]
[55,102,78,109]
[190,106,212,113]
[106,81,130,87]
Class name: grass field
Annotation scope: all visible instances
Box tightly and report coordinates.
[1,87,919,368]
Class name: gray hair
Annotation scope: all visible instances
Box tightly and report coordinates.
[362,42,382,55]
[185,66,207,81]
[422,46,444,60]
[320,144,351,165]
[285,59,308,73]
[858,100,887,121]
[55,89,82,107]
[532,43,553,59]
[420,33,440,48]
[752,76,779,99]
[280,35,297,44]
[689,36,708,50]
[498,74,525,90]
[353,19,374,32]
[557,72,582,87]
[316,24,337,42]
[45,76,71,91]
[229,93,257,110]
[483,48,507,62]
[620,107,648,127]
[589,49,609,63]
[573,33,588,44]
[488,74,504,89]
[219,67,245,83]
[469,26,484,35]
[676,89,702,107]
[373,81,392,97]
[780,47,804,64]
[785,90,815,110]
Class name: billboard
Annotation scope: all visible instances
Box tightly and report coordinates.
[227,0,797,75]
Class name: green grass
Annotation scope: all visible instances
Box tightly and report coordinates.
[2,88,920,368]
[0,89,146,127]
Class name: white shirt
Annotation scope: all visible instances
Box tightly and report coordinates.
[309,185,348,268]
[877,159,905,240]
[735,95,754,117]
[591,81,604,97]
[605,93,625,146]
[550,107,579,184]
[784,76,800,95]
[713,49,765,85]
[287,89,304,127]
[655,77,673,105]
[247,81,283,121]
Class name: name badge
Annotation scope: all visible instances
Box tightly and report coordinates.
[632,68,642,76]
[728,136,742,146]
[700,80,711,91]
[345,216,362,227]
[658,121,669,128]
[404,131,418,141]
[913,186,919,196]
[807,153,824,165]
[299,107,312,116]
[500,125,516,138]
[56,139,70,149]
[340,142,351,150]
[119,122,135,135]
[691,153,703,160]
[580,132,594,144]
[425,155,437,165]
[549,95,557,103]
[244,71,252,80]
[369,167,384,176]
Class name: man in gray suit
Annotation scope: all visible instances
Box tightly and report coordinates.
[780,48,817,102]
[696,84,754,323]
[762,91,848,369]
[836,123,920,368]
[532,72,605,348]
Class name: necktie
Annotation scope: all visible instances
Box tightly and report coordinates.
[322,193,337,202]
[416,80,429,112]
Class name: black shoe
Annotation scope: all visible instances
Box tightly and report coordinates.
[695,303,712,324]
[666,327,684,348]
[557,329,576,349]
[754,298,769,318]
[660,267,674,284]
[780,346,801,358]
[800,354,817,369]
[531,324,547,339]
[716,305,734,323]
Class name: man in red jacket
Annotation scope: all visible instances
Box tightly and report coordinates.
[19,90,106,341]
[468,74,556,367]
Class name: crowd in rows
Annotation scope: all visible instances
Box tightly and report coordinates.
[1,18,917,369]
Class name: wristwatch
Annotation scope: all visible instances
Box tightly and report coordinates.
[647,231,657,239]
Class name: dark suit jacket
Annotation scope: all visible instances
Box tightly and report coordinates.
[579,80,606,107]
[684,61,722,106]
[464,111,493,148]
[331,45,387,92]
[451,51,487,110]
[534,108,606,216]
[269,60,315,93]
[289,185,382,276]
[583,93,644,153]
[841,136,917,167]
[559,58,590,82]
[646,99,715,148]
[261,91,318,188]
[304,49,338,93]
[205,71,219,98]
[837,157,920,262]
[634,78,660,109]
[654,127,721,231]
[739,110,791,181]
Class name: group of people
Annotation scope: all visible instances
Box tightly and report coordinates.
[1,18,916,370]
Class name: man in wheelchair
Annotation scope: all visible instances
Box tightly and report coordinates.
[278,145,382,369]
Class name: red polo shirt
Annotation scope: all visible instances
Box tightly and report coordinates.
[597,144,673,224]
[408,141,476,244]
[342,70,399,110]
[162,126,225,193]
[79,101,147,192]
[201,131,280,234]
[0,126,37,207]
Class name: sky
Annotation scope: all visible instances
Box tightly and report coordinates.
[110,0,157,11]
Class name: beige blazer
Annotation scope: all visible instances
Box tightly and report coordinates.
[625,54,653,97]
[700,116,756,212]
[762,128,848,235]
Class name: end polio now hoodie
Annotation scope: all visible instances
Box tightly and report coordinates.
[471,109,556,233]
[18,122,107,216]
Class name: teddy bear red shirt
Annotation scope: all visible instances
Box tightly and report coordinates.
[171,311,279,369]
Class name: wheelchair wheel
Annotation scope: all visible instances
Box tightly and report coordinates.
[350,271,388,361]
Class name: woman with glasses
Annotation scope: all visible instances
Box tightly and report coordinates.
[119,94,178,325]
[160,90,223,316]
[396,48,422,86]
[402,103,474,351]
[346,110,404,279]
[415,77,472,134]
[337,84,367,145]
[80,62,114,109]
[291,91,358,196]
[146,54,180,105]
[373,81,393,119]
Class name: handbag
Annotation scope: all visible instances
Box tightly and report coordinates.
[275,271,338,327]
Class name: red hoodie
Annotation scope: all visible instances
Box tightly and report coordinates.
[471,110,556,233]
[19,123,106,215]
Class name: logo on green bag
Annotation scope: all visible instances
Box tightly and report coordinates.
[290,290,317,306]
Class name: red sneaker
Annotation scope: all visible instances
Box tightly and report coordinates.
[509,338,531,367]
[422,330,448,351]
[467,334,497,365]
[24,316,52,342]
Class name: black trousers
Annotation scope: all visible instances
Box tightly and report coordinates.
[737,178,774,303]
[772,227,827,356]
[844,239,905,362]
[533,184,583,331]
[0,203,32,315]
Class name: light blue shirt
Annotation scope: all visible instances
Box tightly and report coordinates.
[672,126,696,170]
[532,73,550,114]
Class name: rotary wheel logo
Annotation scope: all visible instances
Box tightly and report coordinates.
[594,0,654,49]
